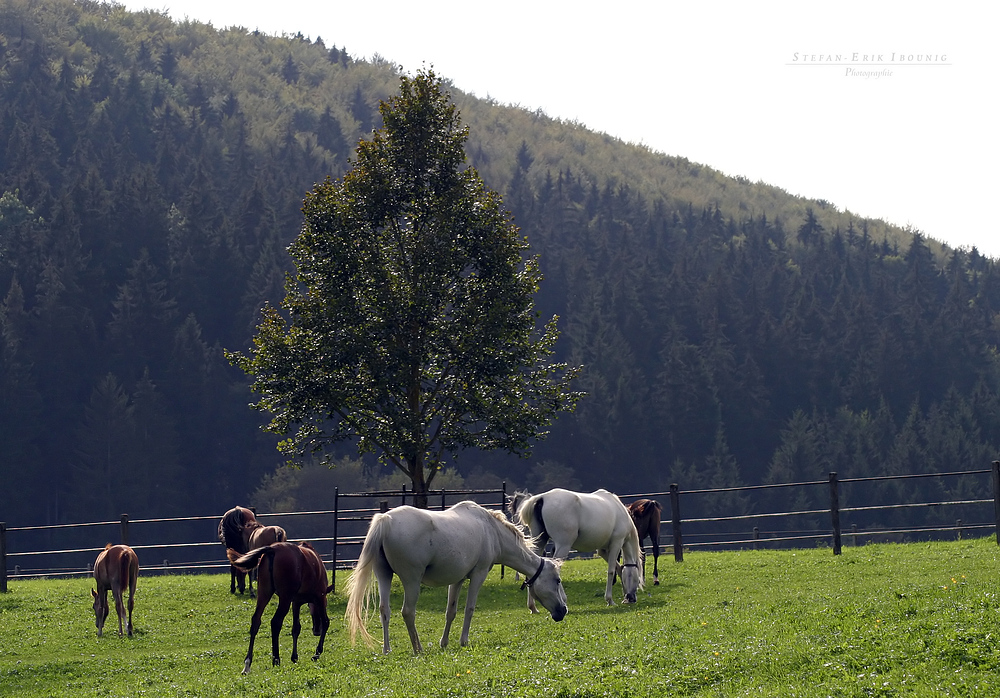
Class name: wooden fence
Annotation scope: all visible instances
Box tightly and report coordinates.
[643,464,1000,561]
[0,485,509,593]
[4,463,1000,592]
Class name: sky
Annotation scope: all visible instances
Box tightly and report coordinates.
[121,1,998,257]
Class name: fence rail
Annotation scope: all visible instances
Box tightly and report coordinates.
[4,463,1000,592]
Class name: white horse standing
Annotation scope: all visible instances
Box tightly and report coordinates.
[515,488,644,606]
[345,500,568,654]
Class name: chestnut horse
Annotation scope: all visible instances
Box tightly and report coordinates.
[91,544,139,637]
[228,541,333,675]
[218,506,287,596]
[627,499,663,585]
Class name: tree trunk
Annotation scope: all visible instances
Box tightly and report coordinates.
[408,455,429,509]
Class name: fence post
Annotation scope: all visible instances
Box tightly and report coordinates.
[752,526,759,550]
[500,482,507,580]
[669,483,683,562]
[829,472,841,555]
[331,487,339,591]
[401,484,407,507]
[993,461,1000,545]
[1,522,7,593]
[441,489,446,510]
[120,514,129,546]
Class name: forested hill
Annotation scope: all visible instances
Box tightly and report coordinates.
[3,0,999,528]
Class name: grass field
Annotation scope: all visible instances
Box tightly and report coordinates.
[2,538,1000,697]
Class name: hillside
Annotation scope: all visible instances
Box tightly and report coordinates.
[2,0,1000,526]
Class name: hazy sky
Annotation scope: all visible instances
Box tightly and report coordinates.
[121,1,997,256]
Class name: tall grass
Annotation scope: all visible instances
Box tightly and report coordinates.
[2,538,1000,697]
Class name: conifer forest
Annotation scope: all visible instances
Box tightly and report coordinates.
[2,1,998,529]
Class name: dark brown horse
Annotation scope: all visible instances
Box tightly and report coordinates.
[627,499,662,586]
[228,541,333,675]
[91,544,139,637]
[219,506,287,596]
[219,506,254,594]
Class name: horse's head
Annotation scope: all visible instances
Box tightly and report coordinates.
[309,598,330,637]
[507,490,531,520]
[306,550,332,638]
[619,559,643,604]
[91,588,109,637]
[525,558,568,622]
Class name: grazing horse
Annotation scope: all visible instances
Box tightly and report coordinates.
[219,506,287,596]
[91,544,139,638]
[627,499,663,586]
[228,541,333,675]
[345,500,567,654]
[505,490,536,581]
[515,488,644,605]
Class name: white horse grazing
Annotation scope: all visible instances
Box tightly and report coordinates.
[345,500,568,654]
[516,488,644,606]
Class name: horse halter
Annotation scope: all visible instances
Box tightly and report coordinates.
[520,559,546,590]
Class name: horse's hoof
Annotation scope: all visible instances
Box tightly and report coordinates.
[311,654,320,662]
[654,580,660,586]
[272,657,280,667]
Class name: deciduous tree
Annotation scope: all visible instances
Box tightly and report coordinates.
[228,71,581,507]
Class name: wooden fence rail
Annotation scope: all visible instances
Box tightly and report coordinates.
[4,463,1000,592]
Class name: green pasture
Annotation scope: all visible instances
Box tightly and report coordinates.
[2,538,1000,697]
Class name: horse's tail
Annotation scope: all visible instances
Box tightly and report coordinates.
[647,500,662,546]
[227,545,273,573]
[634,499,662,517]
[128,547,139,594]
[117,547,133,591]
[344,512,388,647]
[521,496,550,554]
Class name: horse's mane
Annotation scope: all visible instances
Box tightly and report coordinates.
[482,506,560,566]
[483,507,531,545]
[218,506,259,549]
